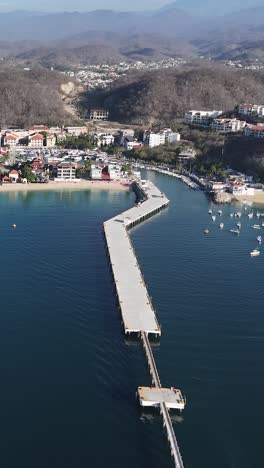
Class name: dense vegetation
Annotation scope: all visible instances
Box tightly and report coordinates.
[94,64,264,125]
[0,64,75,127]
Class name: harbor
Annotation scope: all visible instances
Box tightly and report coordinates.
[104,178,185,467]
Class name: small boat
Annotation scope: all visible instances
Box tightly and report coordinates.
[250,249,260,257]
[257,236,262,244]
[262,223,264,228]
[208,209,212,215]
[212,216,216,222]
[236,212,242,218]
[218,210,222,215]
[219,223,224,229]
[230,213,234,218]
[204,229,209,235]
[229,229,240,234]
[248,213,254,219]
[12,224,16,229]
[251,225,261,230]
[237,222,241,229]
[256,212,261,218]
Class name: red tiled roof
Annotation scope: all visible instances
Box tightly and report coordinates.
[246,125,264,131]
[5,134,17,140]
[9,169,18,175]
[31,133,44,140]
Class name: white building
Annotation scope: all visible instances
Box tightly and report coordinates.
[108,164,122,180]
[231,183,255,196]
[148,132,165,148]
[89,109,109,121]
[91,164,103,179]
[95,133,115,147]
[3,134,18,146]
[244,124,264,138]
[46,134,56,147]
[57,162,76,179]
[211,118,245,133]
[146,128,180,148]
[238,103,264,117]
[28,133,44,147]
[184,110,222,126]
[65,126,87,136]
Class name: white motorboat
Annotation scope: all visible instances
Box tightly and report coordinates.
[237,222,241,229]
[256,212,261,218]
[218,210,222,215]
[208,209,212,214]
[219,223,224,229]
[230,213,234,218]
[212,215,216,222]
[257,236,262,244]
[248,213,254,219]
[250,249,260,257]
[251,225,261,230]
[236,212,242,218]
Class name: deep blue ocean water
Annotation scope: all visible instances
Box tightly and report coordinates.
[0,176,264,468]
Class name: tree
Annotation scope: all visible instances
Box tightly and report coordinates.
[21,164,36,182]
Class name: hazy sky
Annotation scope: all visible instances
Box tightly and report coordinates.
[0,0,170,12]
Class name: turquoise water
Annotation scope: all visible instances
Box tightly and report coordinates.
[0,178,264,468]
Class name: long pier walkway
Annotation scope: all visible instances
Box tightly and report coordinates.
[104,179,185,467]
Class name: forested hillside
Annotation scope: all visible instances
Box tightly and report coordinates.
[98,64,264,125]
[0,65,78,127]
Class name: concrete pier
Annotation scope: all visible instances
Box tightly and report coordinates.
[104,180,168,336]
[104,179,185,468]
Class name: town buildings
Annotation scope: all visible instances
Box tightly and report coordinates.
[56,162,76,180]
[238,103,264,118]
[244,124,264,138]
[145,128,181,148]
[184,110,223,127]
[211,118,246,133]
[89,109,109,121]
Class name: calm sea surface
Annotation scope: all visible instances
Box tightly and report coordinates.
[0,175,264,468]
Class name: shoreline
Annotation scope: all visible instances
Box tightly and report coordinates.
[0,180,130,193]
[234,192,264,205]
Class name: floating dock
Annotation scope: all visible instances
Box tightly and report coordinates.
[104,179,185,468]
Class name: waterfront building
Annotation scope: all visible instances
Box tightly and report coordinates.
[8,169,19,183]
[56,162,76,180]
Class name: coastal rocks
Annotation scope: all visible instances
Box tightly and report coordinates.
[213,191,234,204]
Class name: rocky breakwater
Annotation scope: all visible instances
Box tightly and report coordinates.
[213,191,234,204]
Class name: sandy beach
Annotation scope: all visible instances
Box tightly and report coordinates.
[234,192,264,205]
[0,180,131,193]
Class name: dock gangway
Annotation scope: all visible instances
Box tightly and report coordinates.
[141,332,184,468]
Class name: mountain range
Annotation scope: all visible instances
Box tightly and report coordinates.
[0,3,264,65]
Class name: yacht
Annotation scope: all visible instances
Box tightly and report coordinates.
[252,225,261,230]
[250,249,260,257]
[256,212,261,218]
[219,223,224,229]
[218,210,222,215]
[257,236,262,244]
[248,213,254,219]
[208,209,212,215]
[212,215,216,222]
